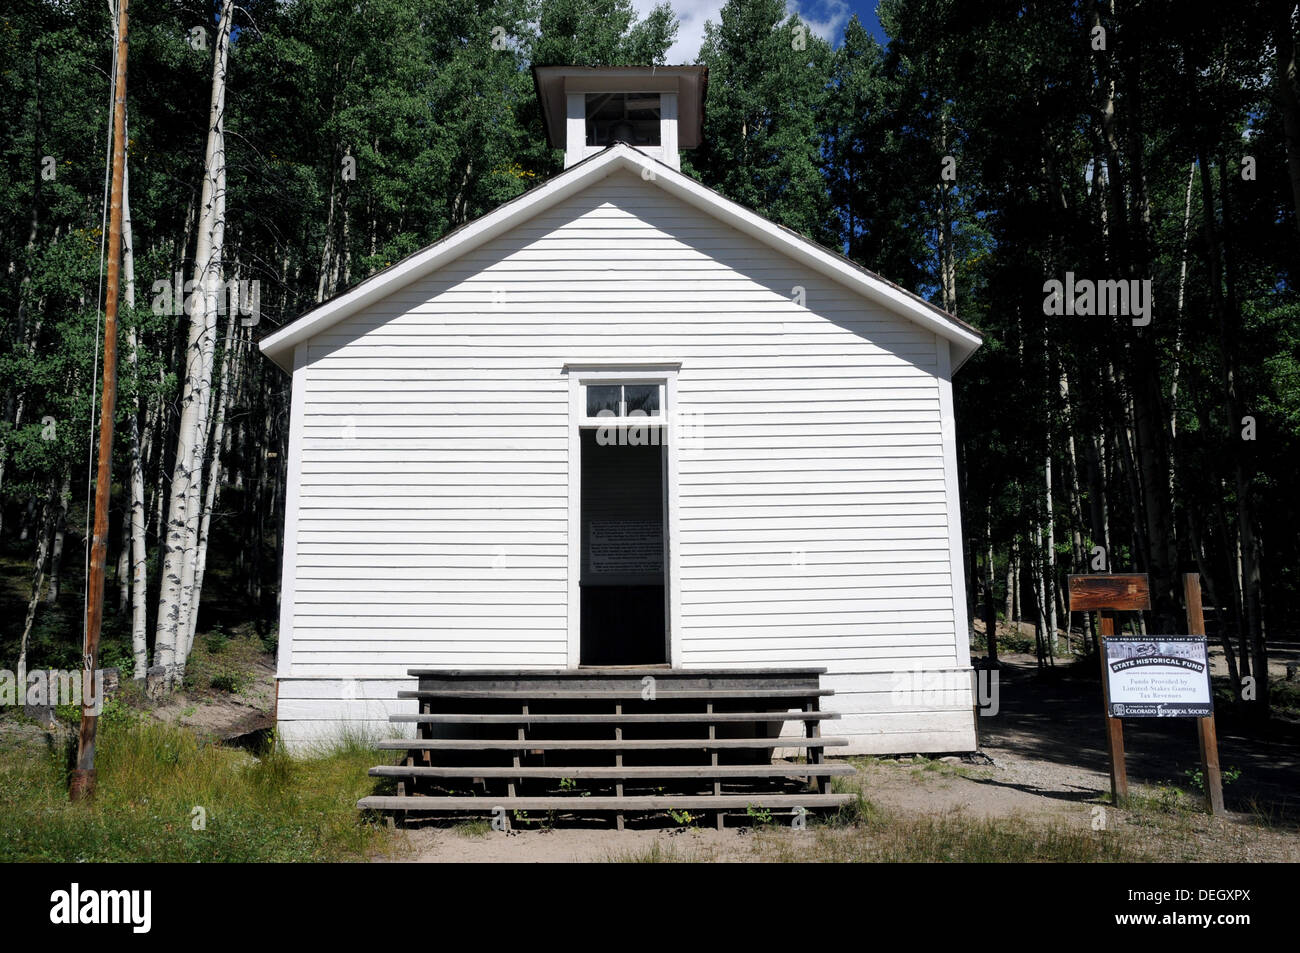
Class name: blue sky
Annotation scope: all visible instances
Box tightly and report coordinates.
[629,0,888,62]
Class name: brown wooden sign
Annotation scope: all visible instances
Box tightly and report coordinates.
[1067,573,1152,612]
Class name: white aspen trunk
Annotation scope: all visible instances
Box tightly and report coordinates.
[327,219,343,296]
[1045,453,1057,655]
[18,480,58,673]
[1004,553,1015,622]
[175,7,232,680]
[1010,541,1020,623]
[117,509,130,610]
[223,324,244,457]
[341,204,352,287]
[983,523,997,658]
[44,472,71,603]
[1060,371,1086,646]
[317,171,337,303]
[1033,522,1047,663]
[149,394,165,540]
[122,151,149,679]
[1097,432,1110,551]
[187,312,237,650]
[176,330,217,671]
[935,113,956,315]
[1169,160,1197,499]
[155,0,232,687]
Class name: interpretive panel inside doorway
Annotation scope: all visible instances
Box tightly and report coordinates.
[589,520,663,574]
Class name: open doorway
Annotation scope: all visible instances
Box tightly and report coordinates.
[579,428,667,666]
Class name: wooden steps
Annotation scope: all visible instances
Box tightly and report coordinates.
[357,667,856,829]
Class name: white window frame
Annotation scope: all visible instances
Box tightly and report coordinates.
[564,363,681,669]
[577,379,666,426]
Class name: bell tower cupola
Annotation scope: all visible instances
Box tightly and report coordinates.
[533,65,707,171]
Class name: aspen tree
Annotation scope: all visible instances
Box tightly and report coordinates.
[155,0,233,686]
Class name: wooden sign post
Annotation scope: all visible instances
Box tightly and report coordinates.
[1066,572,1225,816]
[1183,573,1225,816]
[1067,574,1149,806]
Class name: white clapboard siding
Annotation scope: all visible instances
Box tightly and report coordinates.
[277,168,974,754]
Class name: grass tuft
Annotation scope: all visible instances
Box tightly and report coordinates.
[604,840,700,863]
[453,819,492,839]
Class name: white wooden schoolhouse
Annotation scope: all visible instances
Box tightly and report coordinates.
[260,65,984,772]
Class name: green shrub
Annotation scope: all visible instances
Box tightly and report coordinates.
[209,671,247,694]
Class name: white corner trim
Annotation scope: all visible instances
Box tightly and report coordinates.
[664,371,682,665]
[276,342,308,678]
[565,369,583,668]
[936,337,972,668]
[565,92,586,169]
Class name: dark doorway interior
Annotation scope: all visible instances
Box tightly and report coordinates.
[579,429,666,665]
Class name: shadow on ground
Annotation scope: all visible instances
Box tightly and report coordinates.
[977,654,1300,818]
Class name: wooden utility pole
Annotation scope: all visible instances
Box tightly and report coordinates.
[70,0,129,802]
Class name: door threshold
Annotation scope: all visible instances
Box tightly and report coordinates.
[576,663,672,670]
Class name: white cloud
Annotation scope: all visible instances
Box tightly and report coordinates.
[792,0,851,48]
[629,0,850,63]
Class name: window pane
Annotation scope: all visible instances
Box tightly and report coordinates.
[623,384,659,417]
[586,385,621,417]
[585,92,662,147]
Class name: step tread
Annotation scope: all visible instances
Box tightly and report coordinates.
[389,711,839,724]
[397,689,835,700]
[376,737,848,751]
[358,794,855,811]
[407,668,828,677]
[369,763,857,779]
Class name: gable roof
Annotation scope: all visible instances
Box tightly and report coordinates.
[259,144,983,373]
